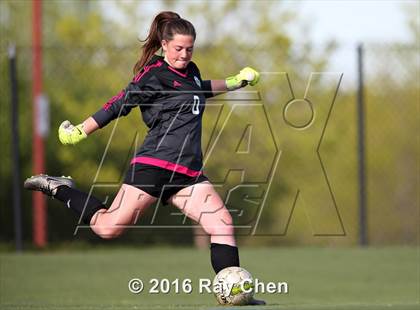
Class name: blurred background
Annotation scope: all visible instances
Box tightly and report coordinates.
[0,0,418,250]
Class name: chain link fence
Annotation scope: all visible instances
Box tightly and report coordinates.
[0,40,418,247]
[362,44,419,245]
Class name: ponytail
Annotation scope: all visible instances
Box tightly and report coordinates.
[133,11,180,74]
[133,11,196,75]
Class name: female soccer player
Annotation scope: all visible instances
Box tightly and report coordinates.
[25,11,264,305]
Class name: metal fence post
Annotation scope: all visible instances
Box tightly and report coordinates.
[9,44,23,252]
[357,43,368,246]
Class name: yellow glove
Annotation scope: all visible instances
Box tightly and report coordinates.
[225,67,260,90]
[58,120,87,145]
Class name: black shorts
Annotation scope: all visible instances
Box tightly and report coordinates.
[124,163,209,203]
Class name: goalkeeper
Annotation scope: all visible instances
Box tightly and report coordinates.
[24,11,264,305]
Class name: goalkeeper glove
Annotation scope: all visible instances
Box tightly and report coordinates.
[225,67,260,91]
[58,120,87,145]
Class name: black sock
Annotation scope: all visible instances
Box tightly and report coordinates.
[55,186,106,224]
[210,243,240,274]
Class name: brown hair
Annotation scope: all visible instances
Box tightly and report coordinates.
[133,11,196,74]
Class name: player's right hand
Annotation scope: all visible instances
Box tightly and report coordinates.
[58,120,87,145]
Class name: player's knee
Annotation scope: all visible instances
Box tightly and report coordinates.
[92,225,124,240]
[202,210,234,236]
[205,225,234,237]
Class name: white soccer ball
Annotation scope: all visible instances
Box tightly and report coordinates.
[213,266,254,305]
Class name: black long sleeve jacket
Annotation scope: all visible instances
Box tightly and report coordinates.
[92,55,214,176]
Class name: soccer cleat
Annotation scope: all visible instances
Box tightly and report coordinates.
[23,174,75,197]
[247,297,267,305]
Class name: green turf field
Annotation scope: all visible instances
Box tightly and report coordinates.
[0,247,418,309]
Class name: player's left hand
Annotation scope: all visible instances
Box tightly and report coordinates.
[58,120,87,145]
[226,67,260,90]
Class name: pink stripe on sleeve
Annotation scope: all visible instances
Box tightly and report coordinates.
[103,90,125,111]
[102,60,163,111]
[133,60,163,83]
